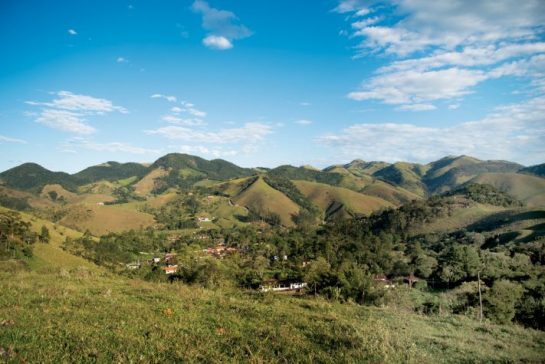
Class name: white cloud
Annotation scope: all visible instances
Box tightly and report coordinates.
[146,122,272,144]
[68,29,77,35]
[27,91,127,114]
[448,104,461,110]
[181,101,207,118]
[116,57,128,63]
[317,95,545,165]
[0,135,26,144]
[36,109,95,134]
[171,106,183,113]
[295,119,313,125]
[202,35,233,50]
[191,0,251,50]
[176,145,238,158]
[63,138,160,155]
[162,115,205,126]
[300,102,311,106]
[26,91,127,134]
[150,94,177,103]
[348,68,487,105]
[397,103,436,111]
[338,0,545,110]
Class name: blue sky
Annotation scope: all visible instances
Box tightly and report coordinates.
[1,0,544,173]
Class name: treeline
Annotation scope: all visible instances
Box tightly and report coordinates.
[0,211,50,260]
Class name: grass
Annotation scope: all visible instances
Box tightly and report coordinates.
[59,203,155,235]
[1,270,544,363]
[294,180,393,215]
[470,172,545,207]
[233,177,300,227]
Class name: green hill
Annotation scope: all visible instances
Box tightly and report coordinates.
[232,177,300,226]
[373,162,429,196]
[0,163,78,192]
[469,173,545,207]
[73,161,149,184]
[423,156,522,194]
[520,163,545,177]
[294,180,393,220]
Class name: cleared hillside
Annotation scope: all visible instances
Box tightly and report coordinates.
[469,173,545,207]
[294,180,392,218]
[233,177,300,226]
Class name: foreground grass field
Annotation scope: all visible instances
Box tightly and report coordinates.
[1,268,544,363]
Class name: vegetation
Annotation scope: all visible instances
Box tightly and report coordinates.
[1,154,545,361]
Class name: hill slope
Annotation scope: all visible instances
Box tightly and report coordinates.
[293,180,392,220]
[232,177,300,226]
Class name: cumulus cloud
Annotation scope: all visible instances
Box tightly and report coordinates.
[68,29,77,35]
[146,122,272,144]
[162,115,205,126]
[202,35,233,50]
[26,91,127,134]
[191,0,251,50]
[317,96,545,165]
[150,94,177,103]
[0,135,26,144]
[62,137,160,155]
[348,68,487,105]
[116,57,128,63]
[397,103,436,111]
[176,145,238,158]
[27,91,127,114]
[337,0,545,110]
[35,109,95,134]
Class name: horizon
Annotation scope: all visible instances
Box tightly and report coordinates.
[0,152,536,175]
[1,1,545,173]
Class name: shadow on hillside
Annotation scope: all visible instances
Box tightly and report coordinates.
[466,210,545,232]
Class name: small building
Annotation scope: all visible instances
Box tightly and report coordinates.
[197,217,212,222]
[259,281,307,293]
[126,262,140,270]
[161,265,178,275]
[96,202,105,206]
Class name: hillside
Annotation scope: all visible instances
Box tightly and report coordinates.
[520,163,545,177]
[469,173,545,207]
[0,163,77,192]
[293,180,392,220]
[232,177,300,226]
[2,269,544,362]
[73,161,149,184]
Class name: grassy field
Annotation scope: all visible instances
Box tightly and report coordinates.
[1,270,544,363]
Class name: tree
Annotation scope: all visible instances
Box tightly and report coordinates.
[484,280,524,324]
[39,225,50,243]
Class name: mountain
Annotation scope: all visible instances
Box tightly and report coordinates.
[151,153,254,180]
[423,156,522,194]
[372,162,429,196]
[73,161,149,184]
[0,163,78,192]
[328,155,526,198]
[520,163,545,177]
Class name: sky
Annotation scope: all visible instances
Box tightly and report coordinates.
[0,0,544,173]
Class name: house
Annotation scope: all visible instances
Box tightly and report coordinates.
[197,216,212,222]
[259,281,308,293]
[202,243,237,257]
[161,265,178,275]
[96,202,104,206]
[126,262,140,270]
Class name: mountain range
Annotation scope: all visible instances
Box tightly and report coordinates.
[0,153,544,233]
